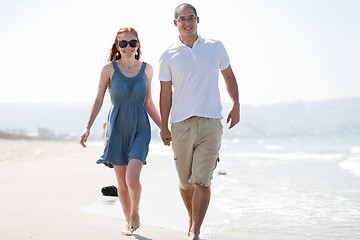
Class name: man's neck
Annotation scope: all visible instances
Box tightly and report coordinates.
[179,35,198,48]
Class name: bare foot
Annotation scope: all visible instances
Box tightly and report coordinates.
[189,232,200,240]
[188,219,192,236]
[121,222,132,236]
[188,214,194,236]
[129,211,140,232]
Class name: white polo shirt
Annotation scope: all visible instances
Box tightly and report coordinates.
[159,35,230,124]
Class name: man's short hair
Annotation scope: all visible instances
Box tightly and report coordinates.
[174,3,197,19]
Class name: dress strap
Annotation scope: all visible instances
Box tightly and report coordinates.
[112,61,122,76]
[140,62,147,75]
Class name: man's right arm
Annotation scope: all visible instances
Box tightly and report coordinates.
[160,81,172,146]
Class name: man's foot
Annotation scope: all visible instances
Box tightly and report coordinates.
[188,218,192,236]
[121,222,132,236]
[189,232,200,240]
[129,211,140,232]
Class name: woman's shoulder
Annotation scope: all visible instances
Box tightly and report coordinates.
[144,62,153,75]
[104,61,115,69]
[143,61,152,69]
[104,61,117,70]
[101,61,115,76]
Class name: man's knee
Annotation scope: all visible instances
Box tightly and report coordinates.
[179,182,194,190]
[189,176,212,188]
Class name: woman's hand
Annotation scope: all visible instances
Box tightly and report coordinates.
[160,127,172,146]
[79,129,90,148]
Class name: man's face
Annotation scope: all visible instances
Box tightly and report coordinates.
[174,7,199,38]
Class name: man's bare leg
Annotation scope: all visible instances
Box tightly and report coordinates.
[179,186,195,236]
[190,185,211,240]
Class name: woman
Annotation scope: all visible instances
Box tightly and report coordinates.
[80,27,161,236]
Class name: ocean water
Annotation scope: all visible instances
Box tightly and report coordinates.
[204,135,360,240]
[80,135,360,240]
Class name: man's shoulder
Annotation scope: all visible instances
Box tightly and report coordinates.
[199,37,228,55]
[200,36,223,46]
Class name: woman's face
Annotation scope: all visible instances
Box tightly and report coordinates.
[117,32,139,59]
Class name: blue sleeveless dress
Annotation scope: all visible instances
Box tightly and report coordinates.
[97,61,151,168]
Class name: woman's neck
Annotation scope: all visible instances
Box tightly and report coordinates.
[118,57,138,67]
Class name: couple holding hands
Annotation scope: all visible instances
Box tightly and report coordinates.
[80,3,239,240]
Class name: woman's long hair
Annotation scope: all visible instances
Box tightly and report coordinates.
[108,27,141,61]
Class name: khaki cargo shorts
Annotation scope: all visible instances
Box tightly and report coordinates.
[171,116,223,190]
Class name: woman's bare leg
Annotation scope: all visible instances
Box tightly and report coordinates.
[126,159,143,232]
[113,165,132,236]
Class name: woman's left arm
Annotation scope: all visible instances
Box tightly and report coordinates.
[144,64,162,128]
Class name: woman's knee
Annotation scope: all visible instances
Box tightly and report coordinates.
[126,174,140,189]
[125,159,142,189]
[117,181,128,193]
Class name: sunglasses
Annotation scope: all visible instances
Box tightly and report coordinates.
[118,39,138,48]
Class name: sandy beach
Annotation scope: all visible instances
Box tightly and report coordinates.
[0,138,186,240]
[2,135,360,240]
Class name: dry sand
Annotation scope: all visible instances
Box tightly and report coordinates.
[0,139,186,240]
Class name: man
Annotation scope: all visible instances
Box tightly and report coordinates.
[159,3,240,240]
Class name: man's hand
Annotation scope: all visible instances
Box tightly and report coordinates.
[221,65,240,129]
[226,103,240,129]
[160,127,172,146]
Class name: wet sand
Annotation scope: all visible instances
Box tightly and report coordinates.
[0,139,186,240]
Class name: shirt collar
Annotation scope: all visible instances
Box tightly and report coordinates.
[175,35,204,48]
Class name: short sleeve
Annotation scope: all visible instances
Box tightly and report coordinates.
[158,52,172,82]
[217,41,230,71]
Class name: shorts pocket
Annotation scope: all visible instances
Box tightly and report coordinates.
[172,123,192,142]
[172,123,190,133]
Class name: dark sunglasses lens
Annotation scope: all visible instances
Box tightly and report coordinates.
[118,41,128,48]
[118,40,138,48]
[129,40,138,47]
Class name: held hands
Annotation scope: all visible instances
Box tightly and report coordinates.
[226,103,240,129]
[160,127,172,146]
[79,129,90,148]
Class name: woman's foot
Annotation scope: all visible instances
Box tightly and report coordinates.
[121,222,132,236]
[129,211,140,232]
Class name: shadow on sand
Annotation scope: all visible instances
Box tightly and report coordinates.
[133,234,152,240]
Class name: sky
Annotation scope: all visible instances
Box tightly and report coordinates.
[0,0,359,106]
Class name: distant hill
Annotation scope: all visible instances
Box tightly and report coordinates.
[1,97,359,139]
[0,102,110,139]
[223,97,360,137]
[0,130,32,140]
